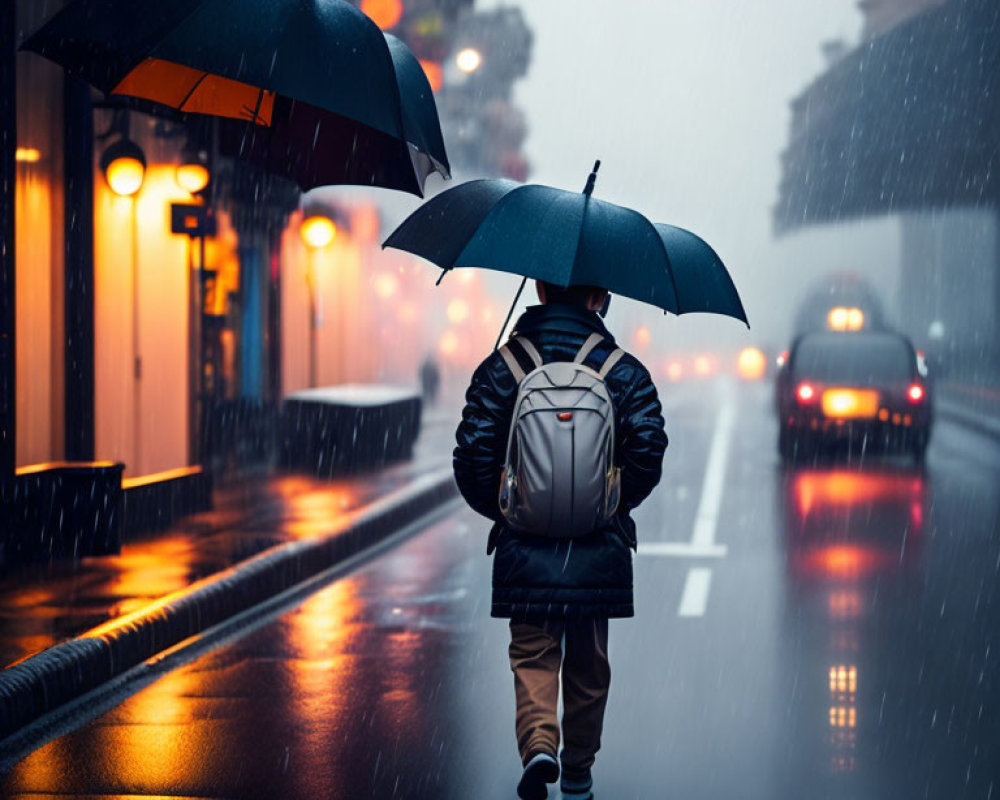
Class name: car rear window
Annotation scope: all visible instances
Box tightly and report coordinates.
[793,335,913,385]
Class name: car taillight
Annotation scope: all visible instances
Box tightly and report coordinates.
[797,383,817,403]
[907,383,924,403]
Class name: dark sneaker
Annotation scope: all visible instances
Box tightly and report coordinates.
[516,752,559,800]
[560,766,594,800]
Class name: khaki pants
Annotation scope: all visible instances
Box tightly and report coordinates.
[508,617,611,772]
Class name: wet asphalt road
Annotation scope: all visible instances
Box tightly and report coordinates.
[2,379,998,799]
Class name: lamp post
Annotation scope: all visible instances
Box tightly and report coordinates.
[172,146,213,468]
[300,214,337,388]
[101,134,146,474]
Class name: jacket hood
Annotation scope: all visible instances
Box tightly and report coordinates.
[510,302,616,344]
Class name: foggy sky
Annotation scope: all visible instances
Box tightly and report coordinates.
[482,1,877,350]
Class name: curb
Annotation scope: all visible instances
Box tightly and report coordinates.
[936,398,1000,442]
[0,469,458,741]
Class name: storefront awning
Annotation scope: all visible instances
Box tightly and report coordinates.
[774,0,1000,233]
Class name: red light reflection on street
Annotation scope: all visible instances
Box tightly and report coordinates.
[794,470,924,520]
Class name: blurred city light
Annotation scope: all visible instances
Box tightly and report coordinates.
[456,47,483,74]
[693,354,715,376]
[633,326,651,349]
[175,151,210,195]
[101,138,146,197]
[420,60,443,92]
[439,330,459,356]
[446,298,469,324]
[15,147,41,163]
[736,347,766,380]
[373,273,398,299]
[300,215,337,249]
[360,0,403,30]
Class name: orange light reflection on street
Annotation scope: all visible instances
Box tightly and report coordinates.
[827,589,864,620]
[801,544,891,580]
[281,485,358,540]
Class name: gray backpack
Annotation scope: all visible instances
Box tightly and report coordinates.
[497,333,624,538]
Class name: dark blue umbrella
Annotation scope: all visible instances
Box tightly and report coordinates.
[21,0,449,195]
[384,161,749,333]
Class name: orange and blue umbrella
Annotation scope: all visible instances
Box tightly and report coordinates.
[20,0,449,195]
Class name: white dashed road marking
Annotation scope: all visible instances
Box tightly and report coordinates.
[637,394,735,616]
[678,567,713,617]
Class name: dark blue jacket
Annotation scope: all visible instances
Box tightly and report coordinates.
[453,302,667,620]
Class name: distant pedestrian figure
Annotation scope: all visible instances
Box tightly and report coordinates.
[454,281,667,800]
[419,353,441,405]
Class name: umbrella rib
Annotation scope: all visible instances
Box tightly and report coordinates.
[178,70,210,112]
[643,217,682,312]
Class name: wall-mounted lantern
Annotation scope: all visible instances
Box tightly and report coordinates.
[100,137,146,197]
[175,149,211,195]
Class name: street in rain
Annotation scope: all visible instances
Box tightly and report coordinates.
[1,1,998,799]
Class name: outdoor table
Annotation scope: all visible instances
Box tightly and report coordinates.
[278,385,421,476]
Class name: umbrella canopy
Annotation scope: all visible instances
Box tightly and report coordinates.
[20,0,449,195]
[384,162,749,326]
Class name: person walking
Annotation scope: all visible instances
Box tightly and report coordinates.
[453,280,668,800]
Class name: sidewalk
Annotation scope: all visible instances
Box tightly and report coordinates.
[0,408,458,671]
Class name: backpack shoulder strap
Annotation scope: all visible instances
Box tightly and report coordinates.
[515,336,543,369]
[499,336,543,383]
[573,333,605,365]
[498,344,526,383]
[598,347,625,378]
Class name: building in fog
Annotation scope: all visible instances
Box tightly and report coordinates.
[775,0,999,379]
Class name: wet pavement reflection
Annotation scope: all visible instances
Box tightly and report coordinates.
[1,385,997,799]
[0,422,452,669]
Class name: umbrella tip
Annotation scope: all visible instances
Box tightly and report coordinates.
[583,160,601,196]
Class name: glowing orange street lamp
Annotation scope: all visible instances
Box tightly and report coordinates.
[101,135,147,471]
[301,215,337,249]
[300,214,338,387]
[175,150,211,195]
[101,137,146,197]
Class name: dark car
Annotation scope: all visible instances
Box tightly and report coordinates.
[777,330,932,464]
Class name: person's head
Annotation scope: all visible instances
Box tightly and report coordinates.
[536,280,608,313]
